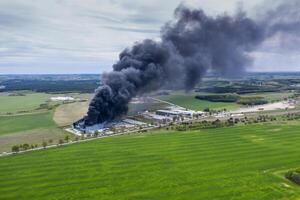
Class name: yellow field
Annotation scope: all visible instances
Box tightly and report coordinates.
[53,101,89,126]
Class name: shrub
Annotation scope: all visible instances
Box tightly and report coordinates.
[285,171,300,185]
[237,96,268,105]
[195,94,239,103]
[42,141,47,149]
[12,145,20,152]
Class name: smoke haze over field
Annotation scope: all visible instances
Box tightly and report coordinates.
[84,0,300,125]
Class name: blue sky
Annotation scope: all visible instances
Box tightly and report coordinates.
[0,0,300,74]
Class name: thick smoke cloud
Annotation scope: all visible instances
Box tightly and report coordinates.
[84,1,300,126]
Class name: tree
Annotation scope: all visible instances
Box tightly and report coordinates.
[59,139,64,145]
[22,143,30,150]
[12,145,19,153]
[42,141,47,149]
[203,108,210,112]
[94,131,99,138]
[64,135,70,143]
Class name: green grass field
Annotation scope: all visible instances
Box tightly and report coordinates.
[0,92,91,152]
[0,92,92,115]
[157,91,293,111]
[0,92,51,114]
[1,122,300,200]
[158,93,240,111]
[0,112,56,136]
[245,92,293,102]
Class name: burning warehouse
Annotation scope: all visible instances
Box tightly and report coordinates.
[73,118,147,135]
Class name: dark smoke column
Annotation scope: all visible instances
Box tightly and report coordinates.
[84,2,299,126]
[84,40,170,125]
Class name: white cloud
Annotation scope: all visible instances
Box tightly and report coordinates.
[0,0,299,74]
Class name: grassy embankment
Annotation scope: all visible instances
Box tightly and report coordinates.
[1,121,300,199]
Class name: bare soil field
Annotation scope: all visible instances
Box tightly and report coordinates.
[53,101,89,126]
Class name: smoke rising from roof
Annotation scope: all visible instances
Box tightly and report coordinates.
[84,1,300,126]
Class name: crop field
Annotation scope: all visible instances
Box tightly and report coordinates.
[1,122,300,200]
[246,92,293,102]
[0,92,92,152]
[0,112,56,136]
[0,112,68,152]
[53,101,89,127]
[157,91,294,111]
[0,128,67,153]
[0,92,51,114]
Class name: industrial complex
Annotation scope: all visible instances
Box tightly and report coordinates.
[70,99,207,136]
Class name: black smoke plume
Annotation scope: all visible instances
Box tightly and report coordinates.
[84,1,300,126]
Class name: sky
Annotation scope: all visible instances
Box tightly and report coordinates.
[0,0,299,74]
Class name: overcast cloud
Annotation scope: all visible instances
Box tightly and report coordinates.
[0,0,299,74]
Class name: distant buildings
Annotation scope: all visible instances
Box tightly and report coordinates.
[142,106,207,123]
[72,103,207,136]
[155,107,206,118]
[50,96,75,101]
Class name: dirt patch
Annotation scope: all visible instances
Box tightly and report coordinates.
[53,102,88,126]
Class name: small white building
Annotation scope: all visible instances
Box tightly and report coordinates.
[50,96,75,101]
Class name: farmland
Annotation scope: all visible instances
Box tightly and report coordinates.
[157,91,294,111]
[0,112,56,136]
[0,92,51,114]
[53,101,89,127]
[1,122,300,200]
[157,92,240,111]
[0,92,91,152]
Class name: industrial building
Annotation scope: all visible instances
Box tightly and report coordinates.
[156,107,206,118]
[72,118,148,135]
[143,112,173,123]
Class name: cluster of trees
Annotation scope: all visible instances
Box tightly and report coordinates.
[196,80,282,94]
[237,96,268,106]
[11,136,70,153]
[198,86,280,94]
[240,115,277,124]
[174,119,236,131]
[171,114,279,132]
[195,94,239,102]
[195,94,268,106]
[1,79,98,93]
[283,113,300,121]
[11,143,38,152]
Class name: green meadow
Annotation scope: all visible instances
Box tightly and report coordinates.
[0,92,51,114]
[0,112,56,136]
[1,122,300,200]
[157,91,292,111]
[158,93,240,111]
